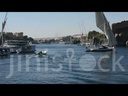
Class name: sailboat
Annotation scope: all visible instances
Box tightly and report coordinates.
[0,12,10,56]
[86,12,117,52]
[2,13,36,54]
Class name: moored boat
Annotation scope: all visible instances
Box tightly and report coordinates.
[86,47,113,52]
[3,40,36,53]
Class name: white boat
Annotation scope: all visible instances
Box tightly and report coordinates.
[37,50,47,55]
[86,12,117,52]
[0,12,10,57]
[3,40,36,53]
[86,46,114,52]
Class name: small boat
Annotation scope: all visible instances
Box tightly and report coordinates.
[86,46,113,52]
[35,50,48,57]
[37,50,47,55]
[27,50,48,58]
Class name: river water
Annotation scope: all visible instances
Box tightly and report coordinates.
[0,44,128,84]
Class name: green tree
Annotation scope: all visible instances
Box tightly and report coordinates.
[88,30,106,45]
[23,35,28,40]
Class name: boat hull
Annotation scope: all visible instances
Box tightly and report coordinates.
[85,48,113,52]
[4,45,36,54]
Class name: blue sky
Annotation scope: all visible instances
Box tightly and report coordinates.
[0,12,128,38]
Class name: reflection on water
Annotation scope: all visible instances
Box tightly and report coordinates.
[0,44,128,84]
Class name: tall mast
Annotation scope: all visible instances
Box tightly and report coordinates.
[1,12,8,46]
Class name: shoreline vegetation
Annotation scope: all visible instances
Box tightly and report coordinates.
[1,30,127,47]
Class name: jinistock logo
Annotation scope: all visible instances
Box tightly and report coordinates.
[6,48,125,78]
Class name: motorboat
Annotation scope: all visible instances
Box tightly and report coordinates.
[37,50,47,56]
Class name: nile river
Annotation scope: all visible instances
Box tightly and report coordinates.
[0,44,128,84]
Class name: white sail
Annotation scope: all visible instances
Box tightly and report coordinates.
[95,12,117,46]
